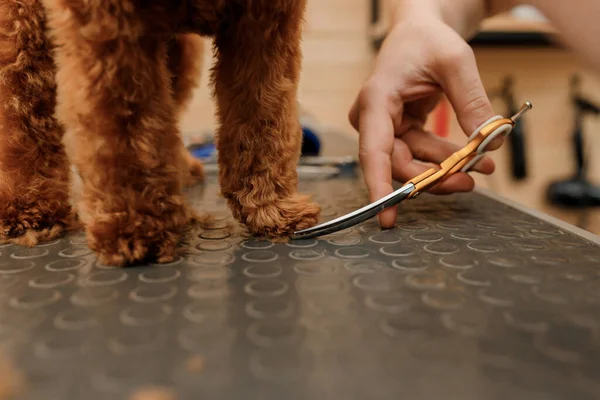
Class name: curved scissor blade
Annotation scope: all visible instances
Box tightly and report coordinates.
[291,183,415,240]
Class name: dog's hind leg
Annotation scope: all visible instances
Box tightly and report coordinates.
[42,0,196,266]
[0,0,77,246]
[211,0,321,237]
[167,33,205,186]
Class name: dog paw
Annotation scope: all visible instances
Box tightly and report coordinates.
[0,205,78,247]
[84,204,194,267]
[235,193,321,238]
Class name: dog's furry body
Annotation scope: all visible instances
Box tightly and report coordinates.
[0,0,320,266]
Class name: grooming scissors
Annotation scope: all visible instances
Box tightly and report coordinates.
[291,101,533,240]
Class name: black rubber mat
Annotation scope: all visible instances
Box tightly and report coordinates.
[1,173,600,399]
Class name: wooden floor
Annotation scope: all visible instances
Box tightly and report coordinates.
[178,0,600,236]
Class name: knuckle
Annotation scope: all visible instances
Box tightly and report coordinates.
[358,146,380,170]
[411,145,428,162]
[438,43,475,70]
[353,75,399,129]
[358,75,397,108]
[348,105,359,128]
[358,148,370,165]
[357,77,382,105]
[461,92,491,116]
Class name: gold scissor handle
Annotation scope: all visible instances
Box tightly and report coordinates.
[407,101,532,198]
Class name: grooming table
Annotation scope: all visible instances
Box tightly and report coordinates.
[1,170,600,400]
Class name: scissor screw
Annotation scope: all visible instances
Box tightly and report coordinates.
[510,101,533,123]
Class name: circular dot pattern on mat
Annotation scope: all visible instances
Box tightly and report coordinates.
[0,180,598,398]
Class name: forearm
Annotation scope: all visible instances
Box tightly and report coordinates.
[519,0,600,70]
[393,0,515,39]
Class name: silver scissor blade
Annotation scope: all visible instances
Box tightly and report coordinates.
[291,183,416,240]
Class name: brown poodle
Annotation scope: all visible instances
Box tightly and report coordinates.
[0,0,321,266]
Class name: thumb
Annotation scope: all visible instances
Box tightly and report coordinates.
[431,44,498,143]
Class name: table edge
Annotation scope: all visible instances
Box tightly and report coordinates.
[475,186,600,245]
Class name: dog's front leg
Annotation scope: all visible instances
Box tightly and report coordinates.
[211,0,320,238]
[0,0,77,246]
[42,1,196,266]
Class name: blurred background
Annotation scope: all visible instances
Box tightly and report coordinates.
[179,0,600,236]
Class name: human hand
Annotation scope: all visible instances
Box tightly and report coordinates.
[349,17,500,229]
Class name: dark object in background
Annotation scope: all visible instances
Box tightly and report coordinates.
[489,76,529,180]
[504,77,528,180]
[187,113,323,161]
[546,75,600,208]
[301,125,321,156]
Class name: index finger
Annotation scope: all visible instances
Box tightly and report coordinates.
[356,90,399,229]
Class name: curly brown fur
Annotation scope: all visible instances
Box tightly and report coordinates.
[0,0,320,266]
[0,0,78,246]
[211,0,320,237]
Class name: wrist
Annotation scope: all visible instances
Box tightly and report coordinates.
[391,0,497,39]
[391,0,443,26]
